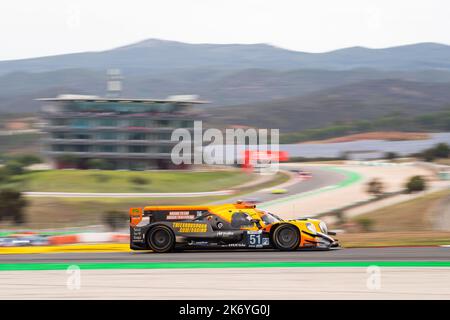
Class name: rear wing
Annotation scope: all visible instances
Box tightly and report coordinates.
[130,207,210,224]
[130,202,258,226]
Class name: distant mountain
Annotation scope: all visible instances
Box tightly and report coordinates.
[1,39,450,116]
[0,39,306,75]
[305,42,450,70]
[206,79,450,132]
[1,39,450,76]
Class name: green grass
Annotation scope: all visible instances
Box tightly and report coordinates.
[11,172,288,229]
[15,197,228,228]
[337,189,450,247]
[0,171,288,229]
[5,169,253,193]
[1,261,450,271]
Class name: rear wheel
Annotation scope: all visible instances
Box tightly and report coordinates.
[272,224,300,251]
[147,225,175,253]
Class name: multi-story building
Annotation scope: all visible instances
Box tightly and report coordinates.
[39,95,205,170]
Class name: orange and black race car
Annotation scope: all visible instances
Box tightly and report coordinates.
[129,201,339,253]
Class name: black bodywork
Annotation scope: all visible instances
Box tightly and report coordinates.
[130,209,272,250]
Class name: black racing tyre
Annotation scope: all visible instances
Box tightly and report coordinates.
[147,225,175,253]
[272,224,300,251]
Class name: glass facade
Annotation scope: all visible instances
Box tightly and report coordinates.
[42,98,197,170]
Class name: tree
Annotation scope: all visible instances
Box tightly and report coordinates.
[0,189,27,225]
[103,210,128,231]
[129,176,149,185]
[4,160,25,175]
[0,168,10,183]
[334,210,346,226]
[434,143,450,158]
[356,217,374,232]
[366,178,384,197]
[421,143,450,161]
[87,159,114,170]
[405,175,427,193]
[421,149,435,162]
[385,152,398,160]
[14,154,42,167]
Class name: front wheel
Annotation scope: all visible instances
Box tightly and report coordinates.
[272,224,300,251]
[147,225,175,253]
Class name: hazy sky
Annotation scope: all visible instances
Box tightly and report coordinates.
[1,0,449,61]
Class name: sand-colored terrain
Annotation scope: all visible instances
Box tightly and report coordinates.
[265,163,433,219]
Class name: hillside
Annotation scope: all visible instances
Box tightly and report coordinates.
[3,67,450,113]
[206,79,450,132]
[2,39,450,118]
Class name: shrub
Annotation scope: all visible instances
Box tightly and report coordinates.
[356,217,374,232]
[405,175,427,193]
[129,176,149,185]
[4,161,25,175]
[385,152,398,160]
[14,154,42,166]
[334,210,346,225]
[421,143,450,161]
[366,178,384,197]
[434,143,450,158]
[103,210,128,231]
[87,159,114,170]
[0,189,27,225]
[422,149,435,162]
[0,168,10,183]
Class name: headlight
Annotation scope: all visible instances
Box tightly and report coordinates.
[319,221,328,234]
[306,222,316,234]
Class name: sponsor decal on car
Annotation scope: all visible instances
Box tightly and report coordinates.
[166,211,196,220]
[173,222,208,233]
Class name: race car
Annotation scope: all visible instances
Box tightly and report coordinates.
[290,169,313,180]
[129,201,339,253]
[270,188,288,194]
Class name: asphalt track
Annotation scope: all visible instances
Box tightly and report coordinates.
[219,166,348,205]
[1,247,449,299]
[1,166,449,299]
[1,247,449,264]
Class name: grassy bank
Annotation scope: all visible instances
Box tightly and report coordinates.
[339,189,450,247]
[350,189,450,232]
[5,169,253,193]
[17,197,227,228]
[4,171,289,229]
[340,231,450,247]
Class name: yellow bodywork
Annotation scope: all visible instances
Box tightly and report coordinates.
[141,202,334,249]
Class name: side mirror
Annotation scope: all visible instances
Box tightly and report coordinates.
[250,219,262,227]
